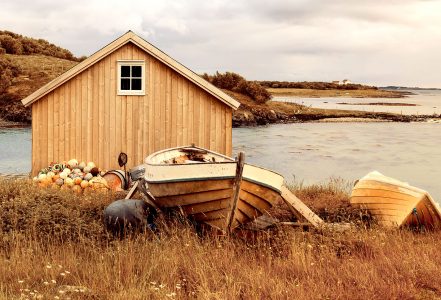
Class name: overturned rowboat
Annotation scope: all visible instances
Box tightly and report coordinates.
[136,145,323,232]
[350,171,441,229]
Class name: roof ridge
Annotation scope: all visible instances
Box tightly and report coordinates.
[21,31,240,110]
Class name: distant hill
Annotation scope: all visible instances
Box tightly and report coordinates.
[258,80,378,91]
[381,86,441,91]
[0,31,82,123]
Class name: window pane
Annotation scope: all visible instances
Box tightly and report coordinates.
[121,79,130,90]
[121,66,130,77]
[132,66,142,77]
[131,79,142,90]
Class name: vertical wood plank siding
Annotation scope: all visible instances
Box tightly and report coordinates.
[31,42,233,175]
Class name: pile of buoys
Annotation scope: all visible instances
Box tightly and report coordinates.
[33,159,109,194]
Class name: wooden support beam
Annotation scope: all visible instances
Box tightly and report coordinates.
[280,185,324,229]
[125,181,139,200]
[226,152,245,232]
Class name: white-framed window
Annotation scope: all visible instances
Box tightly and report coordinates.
[117,60,145,96]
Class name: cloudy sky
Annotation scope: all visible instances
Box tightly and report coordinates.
[1,0,441,87]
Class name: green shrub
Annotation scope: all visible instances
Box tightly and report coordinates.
[203,71,272,104]
[0,56,20,93]
[0,34,23,54]
[0,30,79,61]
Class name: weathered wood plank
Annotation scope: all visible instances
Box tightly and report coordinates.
[86,68,93,162]
[280,186,324,228]
[103,53,111,168]
[53,89,59,162]
[109,52,116,169]
[225,108,232,156]
[98,60,105,166]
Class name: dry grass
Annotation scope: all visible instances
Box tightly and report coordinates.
[0,54,78,123]
[1,178,441,299]
[268,88,408,98]
[4,54,78,97]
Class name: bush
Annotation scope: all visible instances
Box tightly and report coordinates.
[0,56,20,94]
[203,71,272,104]
[0,30,79,61]
[259,80,378,91]
[0,34,23,54]
[235,80,272,104]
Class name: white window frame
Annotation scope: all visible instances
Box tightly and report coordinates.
[117,60,146,96]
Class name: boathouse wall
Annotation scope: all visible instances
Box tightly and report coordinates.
[30,42,233,175]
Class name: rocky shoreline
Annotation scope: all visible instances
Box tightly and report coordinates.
[2,106,440,130]
[0,117,29,128]
[232,99,441,127]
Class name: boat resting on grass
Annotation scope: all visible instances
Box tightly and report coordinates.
[350,171,441,229]
[138,145,323,232]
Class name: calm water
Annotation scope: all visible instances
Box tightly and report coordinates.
[275,89,441,115]
[1,122,440,201]
[233,122,441,201]
[0,128,31,174]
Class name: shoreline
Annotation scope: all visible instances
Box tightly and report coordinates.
[267,87,412,98]
[2,110,440,130]
[231,95,441,127]
[0,118,30,129]
[1,88,439,129]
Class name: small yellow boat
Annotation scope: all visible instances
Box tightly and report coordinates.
[350,171,441,229]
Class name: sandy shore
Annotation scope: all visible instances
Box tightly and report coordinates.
[317,117,392,123]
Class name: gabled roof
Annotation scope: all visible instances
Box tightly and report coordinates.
[21,31,240,109]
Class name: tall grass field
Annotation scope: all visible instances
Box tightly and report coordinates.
[0,178,440,299]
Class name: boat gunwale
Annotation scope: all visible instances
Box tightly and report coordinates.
[145,145,235,165]
[146,175,282,194]
[144,145,285,179]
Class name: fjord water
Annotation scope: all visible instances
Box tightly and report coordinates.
[0,128,31,174]
[1,122,440,201]
[233,122,441,201]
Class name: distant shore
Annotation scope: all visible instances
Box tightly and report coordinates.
[267,88,411,98]
[228,89,441,127]
[0,118,29,128]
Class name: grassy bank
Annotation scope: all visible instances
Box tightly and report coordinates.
[268,88,410,98]
[1,178,440,299]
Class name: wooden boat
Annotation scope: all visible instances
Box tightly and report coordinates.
[141,145,285,232]
[131,146,324,231]
[350,171,441,229]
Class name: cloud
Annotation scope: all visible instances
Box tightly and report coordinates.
[0,0,440,87]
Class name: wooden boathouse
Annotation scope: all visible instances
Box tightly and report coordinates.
[22,31,240,176]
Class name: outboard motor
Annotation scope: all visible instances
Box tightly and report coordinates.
[103,199,157,237]
[129,164,147,182]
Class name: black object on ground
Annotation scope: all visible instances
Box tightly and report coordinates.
[103,199,157,236]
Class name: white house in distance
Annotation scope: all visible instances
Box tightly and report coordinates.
[331,79,352,85]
